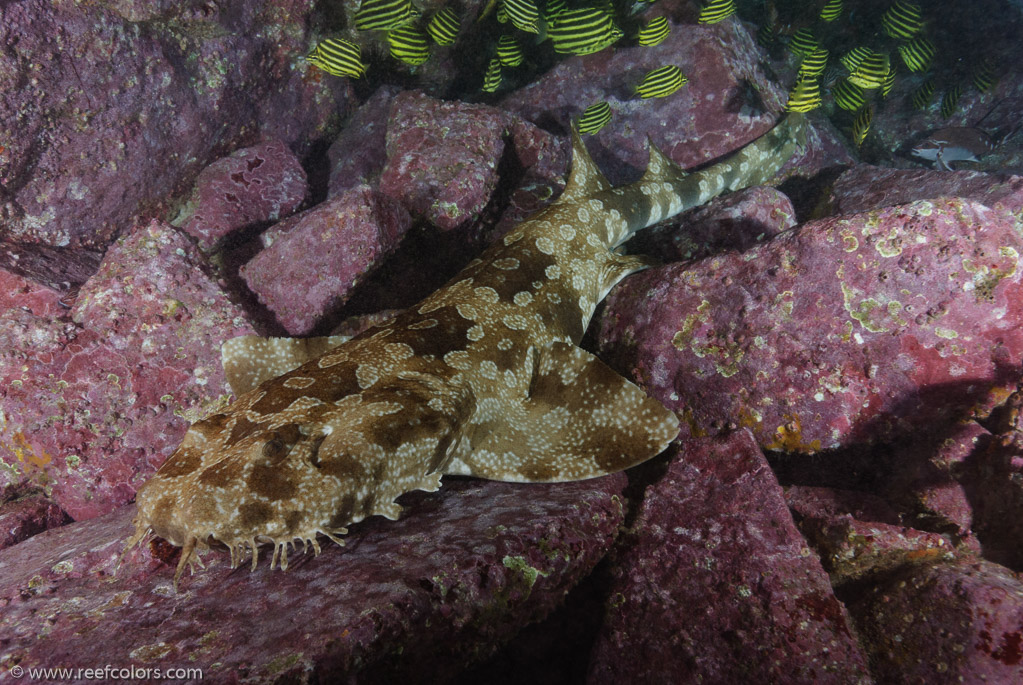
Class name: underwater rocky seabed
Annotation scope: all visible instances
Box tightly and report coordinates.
[2,0,1023,681]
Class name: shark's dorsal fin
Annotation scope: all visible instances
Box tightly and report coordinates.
[222,335,350,396]
[447,341,679,482]
[641,137,687,184]
[555,128,611,204]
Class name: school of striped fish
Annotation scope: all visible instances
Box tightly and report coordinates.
[769,0,1004,154]
[300,0,733,136]
[303,2,1008,169]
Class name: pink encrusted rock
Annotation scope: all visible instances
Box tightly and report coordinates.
[631,185,798,262]
[0,491,69,551]
[786,486,956,586]
[848,560,1023,683]
[379,91,511,231]
[829,165,1023,216]
[0,220,255,521]
[180,140,308,250]
[328,86,400,198]
[500,19,851,186]
[241,186,412,335]
[0,0,346,282]
[599,197,1023,453]
[0,269,67,319]
[589,431,871,683]
[0,475,626,682]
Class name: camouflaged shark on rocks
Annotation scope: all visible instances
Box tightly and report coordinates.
[125,113,806,587]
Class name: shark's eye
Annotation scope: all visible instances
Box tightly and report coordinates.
[261,438,288,465]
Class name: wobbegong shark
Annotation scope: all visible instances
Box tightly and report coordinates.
[125,113,806,586]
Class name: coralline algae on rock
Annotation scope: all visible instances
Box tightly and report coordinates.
[0,220,254,520]
[600,197,1023,453]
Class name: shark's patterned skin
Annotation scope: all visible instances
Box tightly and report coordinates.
[126,114,805,586]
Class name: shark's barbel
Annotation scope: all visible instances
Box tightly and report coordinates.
[125,113,806,586]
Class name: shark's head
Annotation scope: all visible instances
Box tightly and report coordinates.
[130,374,467,583]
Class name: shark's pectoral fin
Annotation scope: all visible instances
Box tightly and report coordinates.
[222,335,350,395]
[448,342,679,483]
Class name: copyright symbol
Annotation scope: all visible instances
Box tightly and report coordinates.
[10,665,24,678]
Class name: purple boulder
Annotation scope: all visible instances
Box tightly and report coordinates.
[180,140,308,250]
[589,430,870,683]
[241,186,412,335]
[600,197,1023,453]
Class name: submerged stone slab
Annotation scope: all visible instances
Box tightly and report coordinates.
[589,431,871,683]
[0,475,626,683]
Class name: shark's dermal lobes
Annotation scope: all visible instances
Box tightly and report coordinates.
[125,114,806,586]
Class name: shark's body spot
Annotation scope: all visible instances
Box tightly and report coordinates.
[356,364,379,389]
[559,224,577,241]
[474,286,500,303]
[467,324,485,341]
[513,291,533,306]
[492,258,520,271]
[456,303,479,320]
[480,360,498,379]
[545,264,562,279]
[407,318,438,330]
[576,207,590,223]
[502,313,530,330]
[283,376,317,390]
[535,236,556,255]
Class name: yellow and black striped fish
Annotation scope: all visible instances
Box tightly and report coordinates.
[757,23,777,49]
[306,37,366,79]
[788,28,819,58]
[482,57,502,93]
[544,0,566,22]
[880,65,896,98]
[577,101,612,134]
[798,47,829,79]
[851,104,873,147]
[355,0,418,31]
[848,51,890,89]
[635,65,687,98]
[898,36,935,72]
[784,75,822,112]
[698,0,736,24]
[910,79,934,109]
[548,7,622,55]
[819,0,842,22]
[941,84,962,118]
[497,35,524,67]
[503,0,540,34]
[881,1,923,40]
[426,7,460,45]
[972,58,997,93]
[832,78,865,111]
[840,46,873,73]
[387,25,430,65]
[637,16,670,47]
